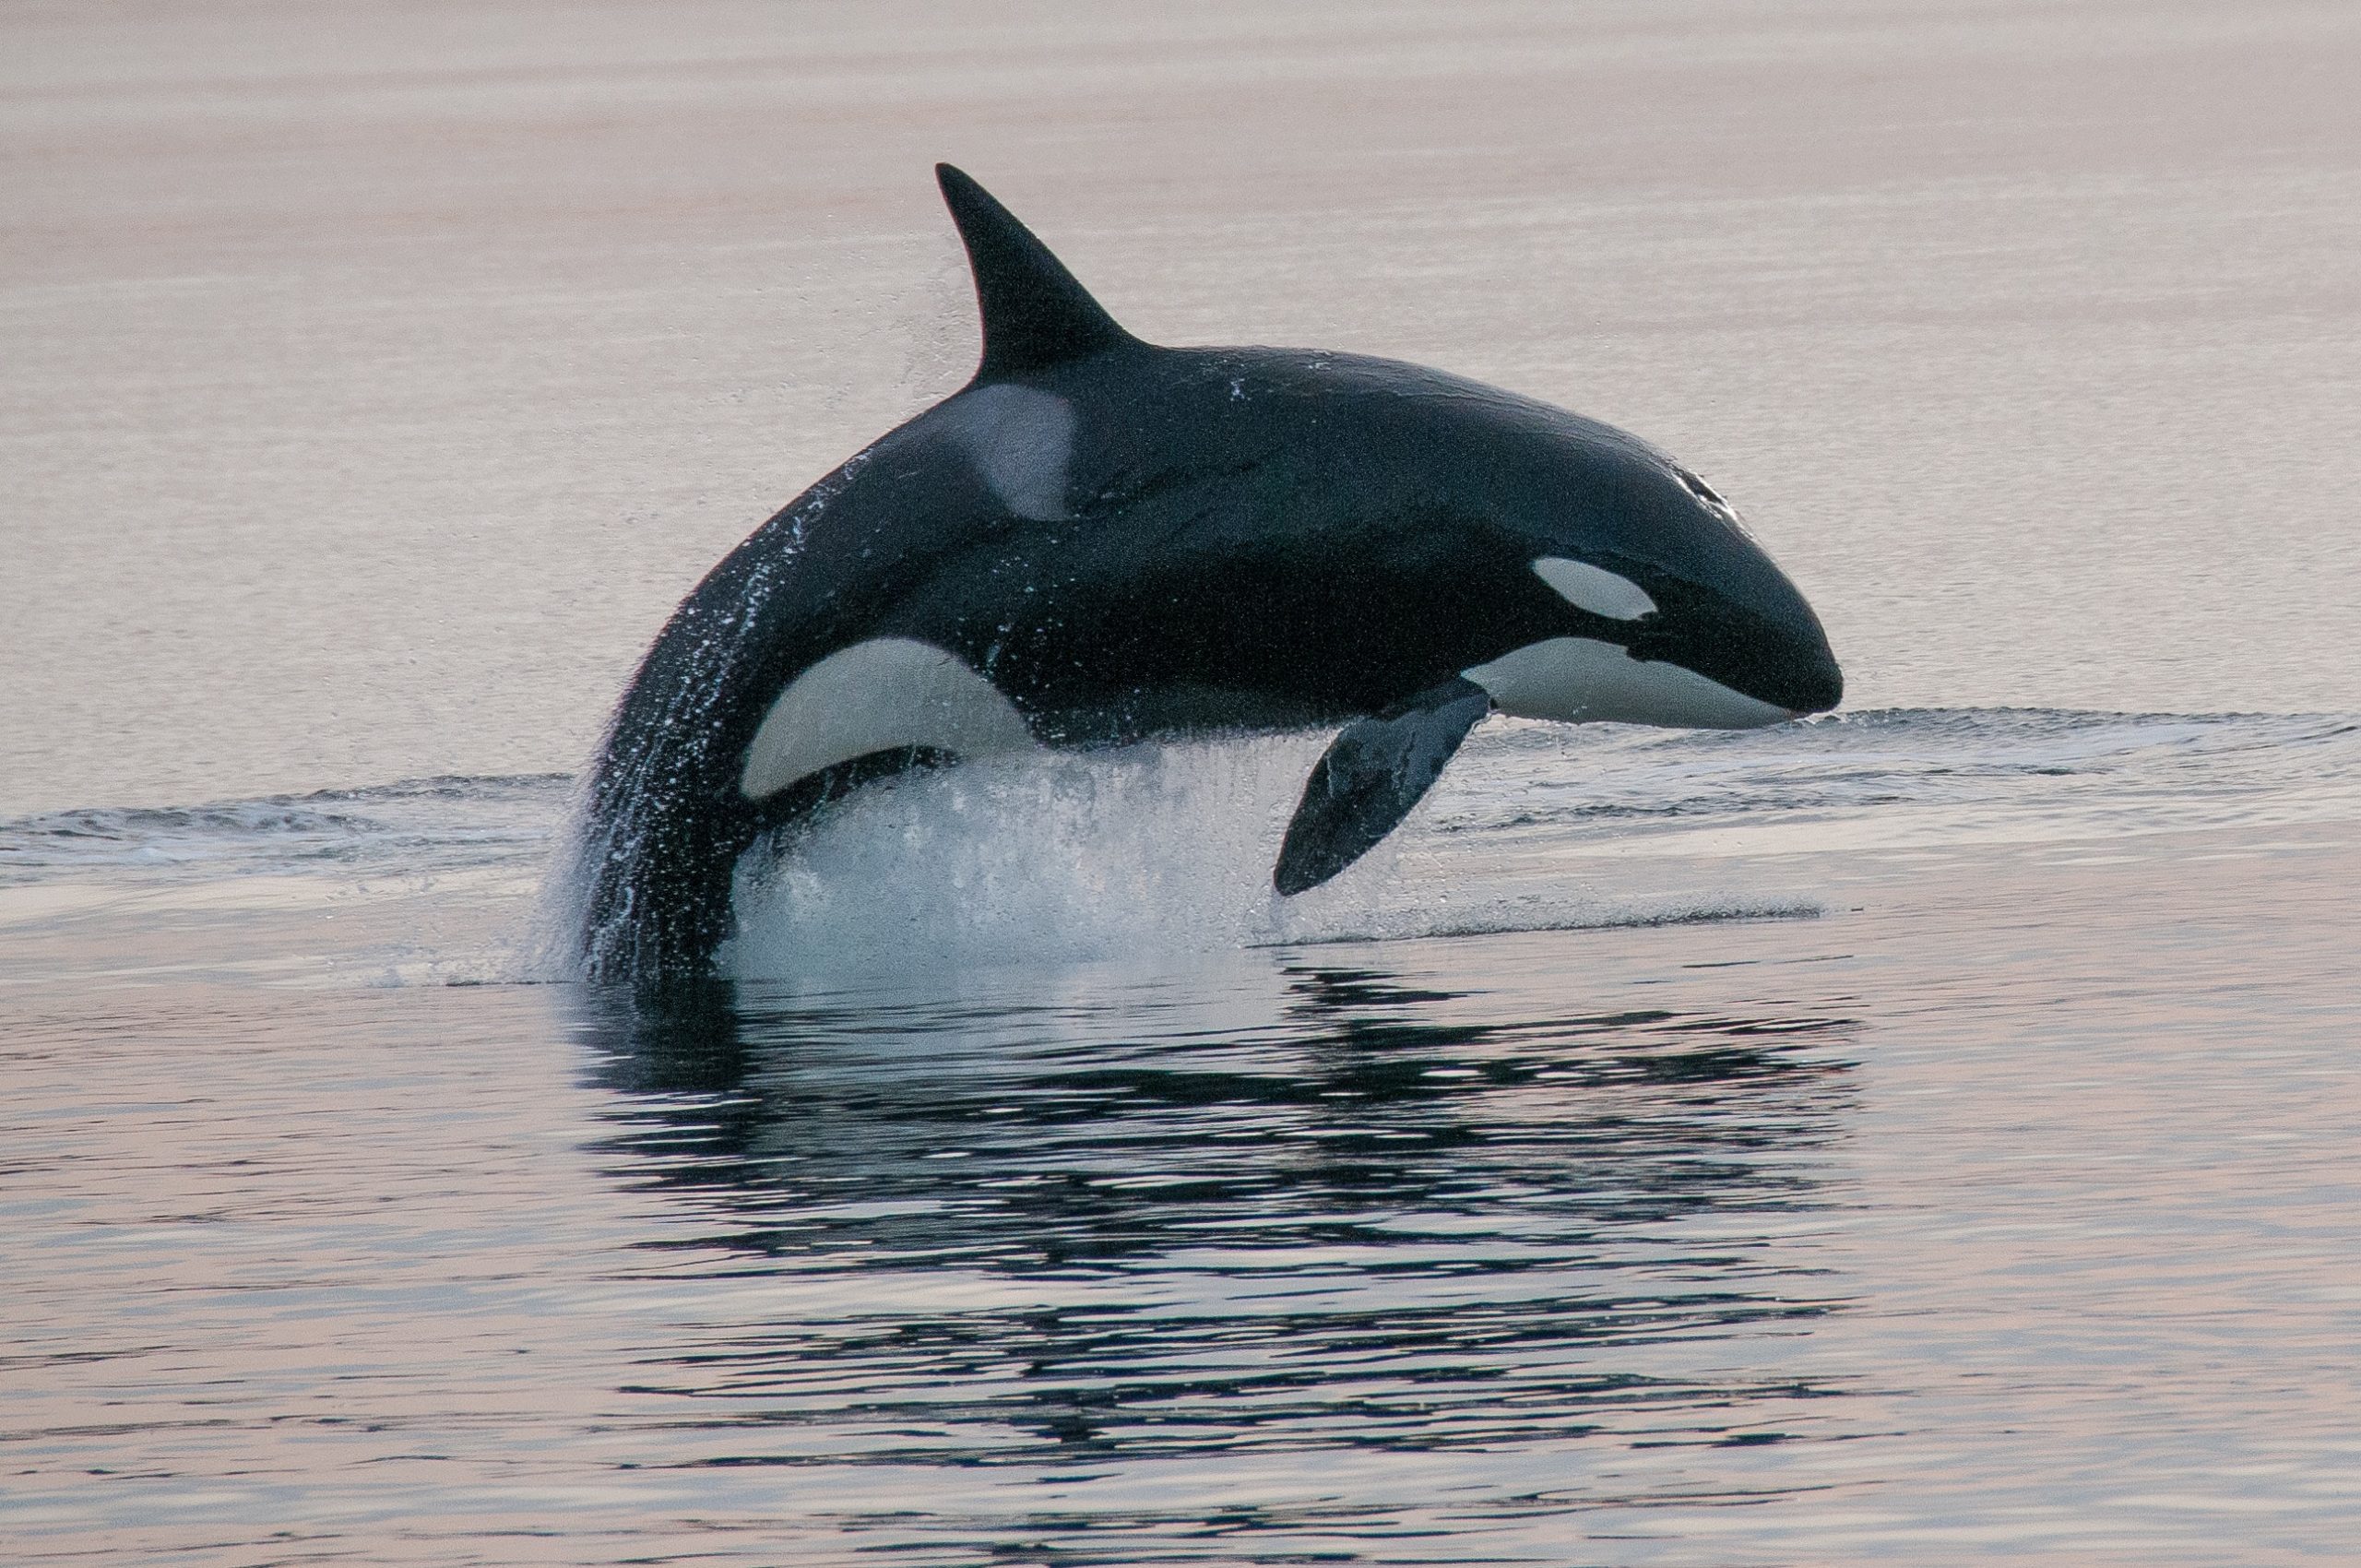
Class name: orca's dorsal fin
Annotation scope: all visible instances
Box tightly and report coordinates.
[936,163,1134,382]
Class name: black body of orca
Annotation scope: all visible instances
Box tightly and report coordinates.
[571,165,1842,984]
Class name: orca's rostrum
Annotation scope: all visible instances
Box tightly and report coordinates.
[572,164,1843,982]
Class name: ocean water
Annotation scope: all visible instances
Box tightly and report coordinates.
[6,3,2361,1563]
[7,711,2358,1562]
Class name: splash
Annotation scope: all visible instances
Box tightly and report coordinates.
[718,733,1815,984]
[723,737,1316,980]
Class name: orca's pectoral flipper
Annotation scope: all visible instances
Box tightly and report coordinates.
[1274,678,1493,896]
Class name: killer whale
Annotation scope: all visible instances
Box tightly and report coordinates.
[570,164,1842,983]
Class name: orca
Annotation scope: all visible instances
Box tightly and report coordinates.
[569,164,1842,984]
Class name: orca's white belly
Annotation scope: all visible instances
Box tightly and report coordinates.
[1464,636,1790,729]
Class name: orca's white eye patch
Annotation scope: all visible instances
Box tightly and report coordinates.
[1531,557,1656,621]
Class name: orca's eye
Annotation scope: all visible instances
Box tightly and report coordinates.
[1531,557,1656,621]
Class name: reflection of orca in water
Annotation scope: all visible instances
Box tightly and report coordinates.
[574,966,1857,1265]
[573,164,1842,983]
[568,967,1857,1464]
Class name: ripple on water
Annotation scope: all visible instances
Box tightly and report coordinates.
[569,968,1861,1518]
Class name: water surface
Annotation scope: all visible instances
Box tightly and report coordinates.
[7,712,2358,1562]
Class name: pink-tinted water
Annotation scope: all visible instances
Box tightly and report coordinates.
[4,4,2359,1563]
